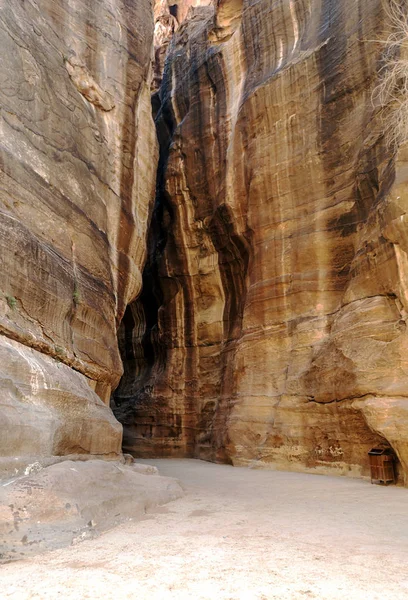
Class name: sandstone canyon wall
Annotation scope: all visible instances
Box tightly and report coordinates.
[2,0,408,486]
[0,0,157,470]
[113,0,408,483]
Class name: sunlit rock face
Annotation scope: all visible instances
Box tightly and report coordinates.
[0,338,122,460]
[114,0,408,483]
[2,0,408,485]
[0,0,157,461]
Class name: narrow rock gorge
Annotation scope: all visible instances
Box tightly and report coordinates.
[113,0,408,483]
[1,0,408,524]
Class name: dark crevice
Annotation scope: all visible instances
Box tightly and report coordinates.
[169,4,178,20]
[111,43,182,455]
[112,8,253,461]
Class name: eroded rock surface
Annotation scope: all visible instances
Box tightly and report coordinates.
[0,337,122,461]
[0,0,157,458]
[0,460,183,561]
[113,0,408,483]
[2,0,408,490]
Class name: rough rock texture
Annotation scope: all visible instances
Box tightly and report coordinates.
[113,0,408,483]
[0,0,157,458]
[152,1,214,91]
[2,0,408,489]
[0,460,183,561]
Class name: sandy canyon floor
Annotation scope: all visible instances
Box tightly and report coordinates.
[1,459,408,600]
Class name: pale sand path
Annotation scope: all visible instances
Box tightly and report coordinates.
[1,459,408,600]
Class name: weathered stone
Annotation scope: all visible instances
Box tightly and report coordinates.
[0,337,122,459]
[114,0,408,484]
[2,0,408,490]
[0,0,158,458]
[64,57,115,111]
[0,460,183,561]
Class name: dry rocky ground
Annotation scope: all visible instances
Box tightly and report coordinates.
[1,459,408,600]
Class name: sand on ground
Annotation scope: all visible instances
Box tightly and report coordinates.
[1,458,408,600]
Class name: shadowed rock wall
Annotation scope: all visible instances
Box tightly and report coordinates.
[0,0,158,466]
[114,0,408,483]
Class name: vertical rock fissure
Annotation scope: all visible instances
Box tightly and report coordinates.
[112,3,249,461]
[112,36,193,457]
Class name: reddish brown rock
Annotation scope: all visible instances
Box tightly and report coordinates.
[2,0,408,488]
[114,0,408,484]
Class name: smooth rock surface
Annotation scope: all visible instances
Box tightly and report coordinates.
[0,459,183,562]
[0,337,122,460]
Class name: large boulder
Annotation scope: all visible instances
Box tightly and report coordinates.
[0,460,183,561]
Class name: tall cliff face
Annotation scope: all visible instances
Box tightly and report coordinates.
[0,0,157,464]
[113,0,408,483]
[2,0,408,485]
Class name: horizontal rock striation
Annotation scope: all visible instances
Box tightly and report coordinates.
[113,0,408,483]
[2,0,408,487]
[0,0,158,461]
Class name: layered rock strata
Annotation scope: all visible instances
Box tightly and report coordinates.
[0,0,157,464]
[114,0,408,483]
[2,0,408,488]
